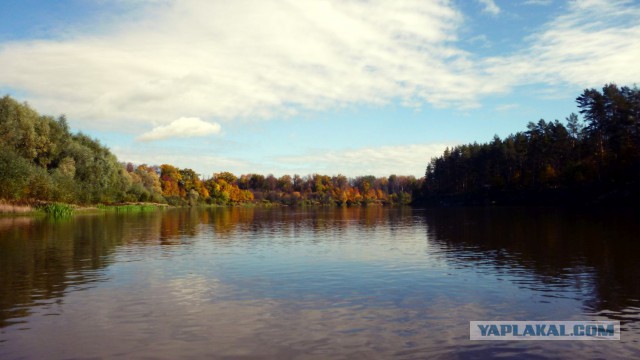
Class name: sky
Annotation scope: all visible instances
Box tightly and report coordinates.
[0,0,639,178]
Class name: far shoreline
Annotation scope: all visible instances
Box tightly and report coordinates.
[0,199,406,218]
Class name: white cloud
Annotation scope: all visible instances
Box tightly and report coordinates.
[477,0,501,15]
[495,103,519,111]
[487,0,640,89]
[137,117,221,141]
[112,146,253,177]
[273,143,452,177]
[467,34,491,48]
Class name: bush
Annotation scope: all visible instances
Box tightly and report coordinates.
[165,196,187,206]
[26,166,53,201]
[0,148,33,200]
[51,170,77,203]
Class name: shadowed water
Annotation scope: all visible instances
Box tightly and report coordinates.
[0,206,639,359]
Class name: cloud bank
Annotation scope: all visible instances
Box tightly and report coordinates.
[273,143,451,177]
[0,0,481,129]
[112,143,450,177]
[486,0,640,88]
[1,0,637,133]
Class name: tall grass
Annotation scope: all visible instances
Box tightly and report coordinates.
[41,203,74,217]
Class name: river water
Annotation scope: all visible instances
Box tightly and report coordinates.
[0,206,639,359]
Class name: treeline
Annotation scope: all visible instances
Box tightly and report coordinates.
[124,165,420,206]
[158,171,420,206]
[420,84,640,205]
[0,95,420,206]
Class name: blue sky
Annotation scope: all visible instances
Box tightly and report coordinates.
[1,0,638,177]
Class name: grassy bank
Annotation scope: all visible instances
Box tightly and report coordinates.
[96,203,168,213]
[0,200,170,217]
[1,199,401,219]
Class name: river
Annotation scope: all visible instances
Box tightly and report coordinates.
[1,206,638,359]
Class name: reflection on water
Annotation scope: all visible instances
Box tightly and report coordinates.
[424,208,640,312]
[0,206,639,359]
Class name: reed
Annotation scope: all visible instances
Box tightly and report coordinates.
[41,203,74,217]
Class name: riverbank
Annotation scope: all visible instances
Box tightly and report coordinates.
[0,199,396,218]
[0,200,172,217]
[0,202,35,215]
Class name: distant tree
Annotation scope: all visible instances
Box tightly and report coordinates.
[214,172,238,185]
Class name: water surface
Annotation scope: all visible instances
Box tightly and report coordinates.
[0,207,639,359]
